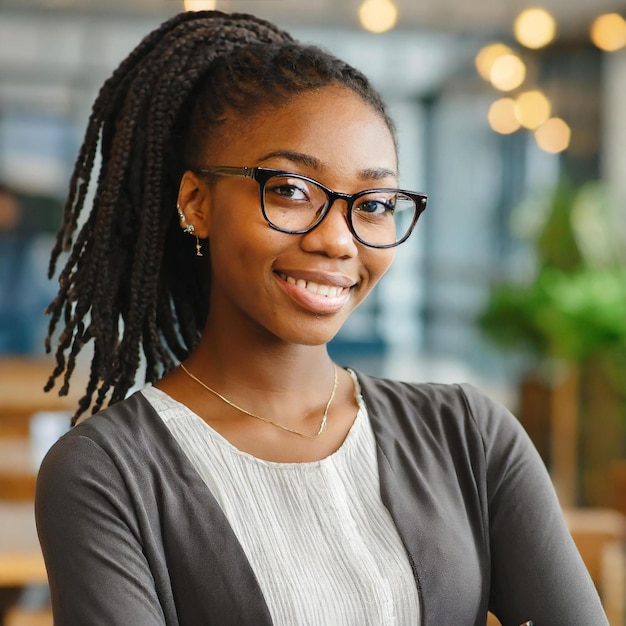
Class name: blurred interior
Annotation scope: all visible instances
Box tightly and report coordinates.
[1,1,625,624]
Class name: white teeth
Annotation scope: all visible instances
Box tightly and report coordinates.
[278,272,346,298]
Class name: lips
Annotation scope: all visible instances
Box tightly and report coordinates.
[276,271,349,298]
[273,270,357,315]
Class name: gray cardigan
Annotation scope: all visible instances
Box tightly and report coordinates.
[35,371,607,625]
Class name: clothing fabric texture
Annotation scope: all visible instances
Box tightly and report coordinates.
[144,382,421,626]
[35,370,608,626]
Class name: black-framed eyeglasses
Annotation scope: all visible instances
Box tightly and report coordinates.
[194,166,427,249]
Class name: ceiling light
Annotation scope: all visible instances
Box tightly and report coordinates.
[514,90,551,129]
[590,13,626,52]
[359,0,398,34]
[488,98,521,134]
[489,54,527,92]
[514,8,556,49]
[183,0,217,10]
[475,43,514,81]
[534,117,571,153]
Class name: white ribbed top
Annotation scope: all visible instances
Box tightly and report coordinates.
[142,378,420,626]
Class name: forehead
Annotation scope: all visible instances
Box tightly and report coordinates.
[203,85,398,180]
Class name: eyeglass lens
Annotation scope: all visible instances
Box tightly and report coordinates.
[262,174,418,247]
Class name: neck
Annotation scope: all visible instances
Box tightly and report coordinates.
[187,331,334,399]
[183,342,337,436]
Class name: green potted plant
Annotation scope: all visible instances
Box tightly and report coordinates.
[479,180,626,507]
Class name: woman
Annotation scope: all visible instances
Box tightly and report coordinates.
[35,10,607,626]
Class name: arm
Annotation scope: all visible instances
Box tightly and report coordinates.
[460,385,609,626]
[35,433,168,625]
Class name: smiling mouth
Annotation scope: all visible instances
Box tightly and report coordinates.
[276,272,350,298]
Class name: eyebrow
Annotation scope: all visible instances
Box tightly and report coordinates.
[256,150,397,181]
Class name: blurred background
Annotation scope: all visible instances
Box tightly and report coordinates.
[0,0,625,624]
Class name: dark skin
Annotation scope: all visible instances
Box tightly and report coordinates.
[156,85,398,463]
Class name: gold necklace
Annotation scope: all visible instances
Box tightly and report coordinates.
[179,362,338,439]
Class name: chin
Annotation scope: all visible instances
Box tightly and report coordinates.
[274,316,348,348]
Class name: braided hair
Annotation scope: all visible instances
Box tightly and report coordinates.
[45,10,396,422]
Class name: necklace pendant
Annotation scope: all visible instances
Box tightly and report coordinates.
[317,413,328,436]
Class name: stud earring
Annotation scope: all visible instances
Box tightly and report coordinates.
[195,236,203,257]
[177,204,185,222]
[184,223,195,234]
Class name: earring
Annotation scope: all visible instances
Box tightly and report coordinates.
[178,208,202,256]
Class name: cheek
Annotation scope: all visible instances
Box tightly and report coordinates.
[366,248,395,283]
[207,215,281,287]
[209,234,256,283]
[351,247,395,307]
[208,207,258,265]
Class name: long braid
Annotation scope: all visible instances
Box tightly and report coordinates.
[45,10,395,423]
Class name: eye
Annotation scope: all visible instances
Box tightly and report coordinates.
[355,195,396,215]
[266,177,312,202]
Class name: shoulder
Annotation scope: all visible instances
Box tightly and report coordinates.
[354,370,520,440]
[352,370,535,480]
[37,390,172,495]
[57,388,177,465]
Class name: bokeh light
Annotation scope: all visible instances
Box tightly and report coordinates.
[489,54,527,91]
[488,98,521,134]
[359,0,398,33]
[534,117,571,153]
[514,90,551,129]
[514,8,557,49]
[590,13,626,52]
[183,0,217,10]
[475,43,514,81]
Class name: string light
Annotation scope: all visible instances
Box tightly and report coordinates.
[489,54,526,91]
[514,90,551,129]
[183,0,217,10]
[534,117,571,153]
[475,43,514,82]
[590,13,626,52]
[476,9,572,151]
[514,8,556,49]
[359,0,398,33]
[488,98,521,135]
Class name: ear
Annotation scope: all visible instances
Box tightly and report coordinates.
[177,170,211,238]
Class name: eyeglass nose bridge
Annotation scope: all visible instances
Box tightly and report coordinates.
[306,188,357,234]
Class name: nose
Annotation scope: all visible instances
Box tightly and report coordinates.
[299,199,359,258]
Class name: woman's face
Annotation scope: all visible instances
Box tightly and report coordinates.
[187,84,399,347]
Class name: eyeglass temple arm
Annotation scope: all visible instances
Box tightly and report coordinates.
[195,166,254,179]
